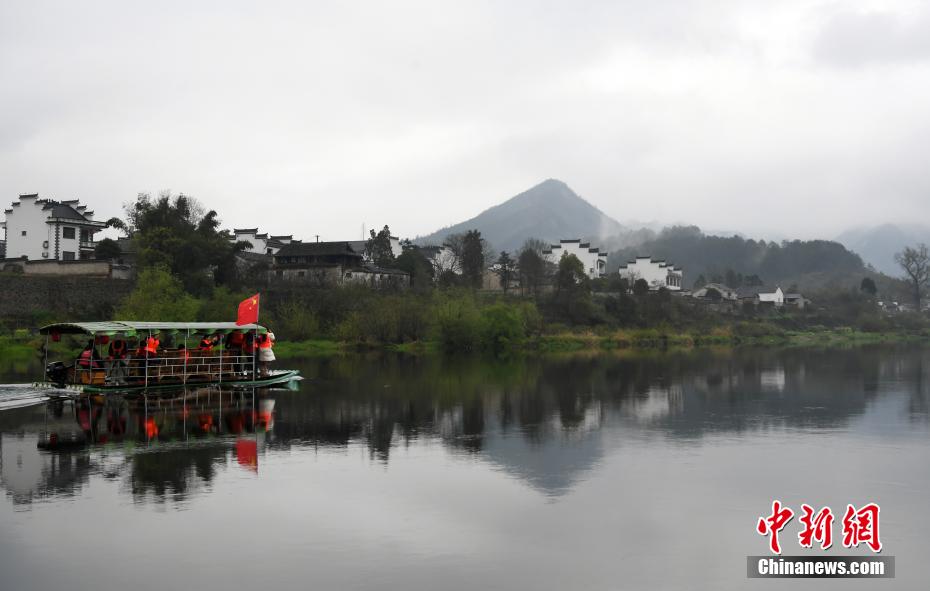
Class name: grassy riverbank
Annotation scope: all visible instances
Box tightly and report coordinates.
[271,326,930,357]
[3,325,928,363]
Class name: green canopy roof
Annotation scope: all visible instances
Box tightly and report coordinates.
[39,321,267,336]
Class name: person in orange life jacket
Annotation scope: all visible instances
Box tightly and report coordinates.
[258,331,276,377]
[242,332,259,376]
[226,331,246,373]
[199,333,219,351]
[144,334,160,357]
[177,344,191,362]
[108,339,128,360]
[77,339,101,369]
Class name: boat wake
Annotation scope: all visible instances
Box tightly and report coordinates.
[0,384,55,411]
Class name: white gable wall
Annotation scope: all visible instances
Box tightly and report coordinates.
[3,198,54,260]
[544,240,607,279]
[619,257,683,291]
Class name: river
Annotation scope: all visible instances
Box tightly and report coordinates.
[1,347,928,589]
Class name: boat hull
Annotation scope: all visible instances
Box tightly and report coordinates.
[35,369,302,394]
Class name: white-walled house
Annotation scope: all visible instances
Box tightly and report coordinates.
[618,256,683,291]
[543,240,608,279]
[418,244,461,276]
[2,194,107,261]
[231,228,293,255]
[737,286,785,306]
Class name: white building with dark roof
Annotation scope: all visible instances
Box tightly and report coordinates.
[618,256,683,291]
[542,239,608,279]
[230,228,293,255]
[2,194,107,261]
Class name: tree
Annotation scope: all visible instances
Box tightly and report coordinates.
[365,225,395,267]
[895,243,930,309]
[110,192,246,295]
[395,247,434,290]
[460,230,485,289]
[693,274,707,290]
[517,238,550,296]
[116,266,200,321]
[632,278,650,296]
[555,253,589,296]
[860,277,877,296]
[552,253,593,323]
[493,251,516,292]
[93,238,122,261]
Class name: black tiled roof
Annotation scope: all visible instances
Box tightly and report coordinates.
[275,241,362,257]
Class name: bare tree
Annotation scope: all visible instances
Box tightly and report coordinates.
[895,243,930,309]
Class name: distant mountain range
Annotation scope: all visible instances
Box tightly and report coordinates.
[836,224,930,276]
[414,179,628,253]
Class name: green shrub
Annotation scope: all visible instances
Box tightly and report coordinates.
[433,292,481,352]
[479,303,525,353]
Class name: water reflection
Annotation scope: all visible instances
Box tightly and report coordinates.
[0,387,274,506]
[1,346,929,506]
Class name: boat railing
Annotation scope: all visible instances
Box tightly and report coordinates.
[73,351,258,386]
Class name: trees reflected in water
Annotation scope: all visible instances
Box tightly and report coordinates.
[2,346,929,504]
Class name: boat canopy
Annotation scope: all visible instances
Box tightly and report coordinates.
[39,321,268,336]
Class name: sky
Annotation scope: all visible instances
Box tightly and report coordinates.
[2,0,929,243]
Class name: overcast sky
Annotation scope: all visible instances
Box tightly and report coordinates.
[2,0,929,242]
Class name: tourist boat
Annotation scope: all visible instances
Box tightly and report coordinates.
[37,321,300,393]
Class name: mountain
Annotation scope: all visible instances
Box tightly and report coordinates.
[415,179,627,253]
[609,225,871,291]
[836,224,930,276]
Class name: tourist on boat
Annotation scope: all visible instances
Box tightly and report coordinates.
[108,338,129,360]
[226,331,246,372]
[199,333,219,351]
[106,338,130,383]
[258,331,276,377]
[77,339,102,369]
[242,332,258,376]
[177,344,191,362]
[144,334,161,357]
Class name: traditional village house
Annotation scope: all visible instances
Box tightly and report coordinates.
[230,228,294,256]
[2,194,107,262]
[272,241,409,287]
[618,256,683,291]
[542,239,608,279]
[692,283,739,301]
[737,286,785,307]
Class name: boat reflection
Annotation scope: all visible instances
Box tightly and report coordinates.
[44,386,275,448]
[2,346,929,506]
[0,386,275,506]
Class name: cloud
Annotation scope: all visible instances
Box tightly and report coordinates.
[812,5,930,67]
[1,0,929,241]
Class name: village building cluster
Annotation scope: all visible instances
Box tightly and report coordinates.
[2,192,809,306]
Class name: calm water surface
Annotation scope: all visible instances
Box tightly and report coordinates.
[1,347,929,590]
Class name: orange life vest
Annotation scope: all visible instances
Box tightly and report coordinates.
[259,333,274,349]
[78,349,93,368]
[109,340,127,359]
[144,336,159,355]
[199,337,214,351]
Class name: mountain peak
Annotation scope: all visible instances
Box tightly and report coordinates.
[415,180,624,252]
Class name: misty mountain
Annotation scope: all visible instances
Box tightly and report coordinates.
[415,179,628,253]
[836,224,930,276]
[609,226,870,291]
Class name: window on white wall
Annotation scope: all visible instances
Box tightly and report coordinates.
[62,227,76,239]
[62,251,75,261]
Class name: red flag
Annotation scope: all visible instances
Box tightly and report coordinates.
[235,439,258,472]
[237,293,260,325]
